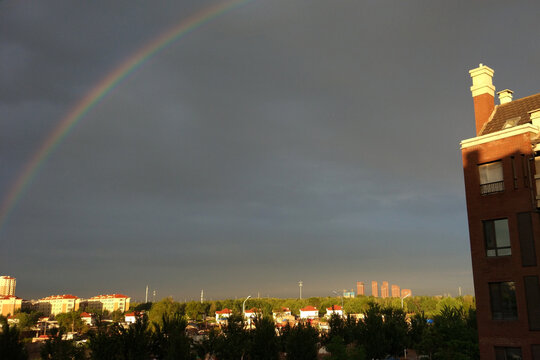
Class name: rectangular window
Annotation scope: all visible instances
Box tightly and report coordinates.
[490,282,518,320]
[479,161,504,195]
[517,212,537,266]
[484,219,511,257]
[531,345,540,360]
[524,276,540,331]
[511,156,518,189]
[495,347,522,360]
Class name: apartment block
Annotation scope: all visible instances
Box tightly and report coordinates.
[85,294,130,313]
[391,284,400,298]
[357,282,365,296]
[0,276,16,296]
[371,281,378,297]
[38,295,80,316]
[0,295,22,316]
[461,64,540,359]
[381,281,389,298]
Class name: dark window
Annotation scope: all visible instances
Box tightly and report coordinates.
[490,282,518,320]
[531,345,540,360]
[524,276,540,330]
[479,161,504,195]
[511,156,518,189]
[495,347,522,360]
[517,212,537,266]
[484,219,511,257]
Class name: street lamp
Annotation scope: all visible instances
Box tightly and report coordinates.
[332,290,344,310]
[401,293,411,309]
[242,295,252,315]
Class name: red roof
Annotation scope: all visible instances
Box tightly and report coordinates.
[0,295,20,300]
[244,308,261,313]
[216,308,233,314]
[300,306,318,311]
[40,294,78,300]
[0,276,15,279]
[80,312,93,318]
[38,335,51,339]
[89,294,129,299]
[327,306,343,311]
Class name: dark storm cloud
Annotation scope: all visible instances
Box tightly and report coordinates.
[2,0,540,299]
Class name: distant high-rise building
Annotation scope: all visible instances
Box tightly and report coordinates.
[356,282,364,296]
[371,281,378,297]
[381,281,389,298]
[391,284,400,298]
[0,276,16,296]
[401,289,412,298]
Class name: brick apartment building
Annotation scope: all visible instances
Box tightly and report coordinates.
[461,64,540,359]
[381,281,389,298]
[371,281,378,297]
[357,281,365,296]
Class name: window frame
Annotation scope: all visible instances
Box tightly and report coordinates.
[489,281,518,321]
[483,218,512,257]
[478,160,505,195]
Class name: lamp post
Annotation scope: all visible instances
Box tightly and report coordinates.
[332,290,344,309]
[401,293,411,309]
[242,295,252,315]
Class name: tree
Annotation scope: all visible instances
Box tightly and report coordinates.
[152,313,193,360]
[13,310,41,331]
[282,322,318,360]
[0,322,27,360]
[214,314,249,360]
[248,315,279,360]
[56,311,85,333]
[148,297,185,329]
[40,328,85,360]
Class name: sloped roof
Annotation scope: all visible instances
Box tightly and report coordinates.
[481,93,540,135]
[300,306,318,311]
[327,305,343,311]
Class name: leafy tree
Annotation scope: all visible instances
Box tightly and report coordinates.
[381,306,408,357]
[13,310,41,331]
[56,311,85,333]
[430,306,479,360]
[40,327,85,360]
[214,314,249,360]
[111,310,125,323]
[0,322,27,360]
[282,322,318,360]
[148,297,185,329]
[152,313,193,360]
[87,320,122,360]
[248,315,279,360]
[117,316,153,360]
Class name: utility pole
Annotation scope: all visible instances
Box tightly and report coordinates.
[145,285,149,303]
[298,281,303,300]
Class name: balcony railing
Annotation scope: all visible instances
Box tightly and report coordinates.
[480,180,505,195]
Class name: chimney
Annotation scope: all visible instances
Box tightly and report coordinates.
[529,109,540,128]
[498,89,513,104]
[469,64,495,135]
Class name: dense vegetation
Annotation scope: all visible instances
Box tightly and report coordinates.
[0,296,478,360]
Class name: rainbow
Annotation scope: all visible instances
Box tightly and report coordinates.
[0,0,252,233]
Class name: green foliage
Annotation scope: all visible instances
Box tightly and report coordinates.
[0,322,27,360]
[40,328,85,360]
[55,311,85,333]
[13,310,41,331]
[248,315,279,360]
[282,322,319,360]
[152,313,193,360]
[213,314,249,360]
[148,297,185,329]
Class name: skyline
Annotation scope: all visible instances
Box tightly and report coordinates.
[2,0,540,299]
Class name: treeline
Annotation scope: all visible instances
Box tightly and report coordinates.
[134,294,475,321]
[0,303,478,359]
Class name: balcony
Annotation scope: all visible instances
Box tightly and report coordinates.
[480,180,504,195]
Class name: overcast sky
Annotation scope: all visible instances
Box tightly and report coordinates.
[1,0,540,301]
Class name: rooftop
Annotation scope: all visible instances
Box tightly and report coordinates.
[481,93,540,135]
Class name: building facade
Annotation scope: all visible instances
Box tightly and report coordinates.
[0,295,22,316]
[38,295,80,316]
[357,281,365,296]
[371,281,378,297]
[0,276,16,296]
[85,294,130,313]
[381,281,389,298]
[391,284,400,298]
[461,64,540,359]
